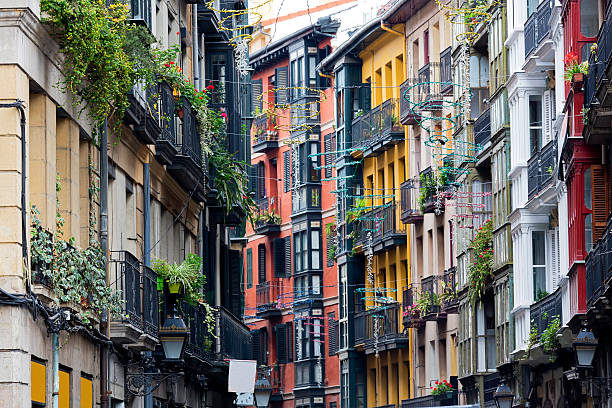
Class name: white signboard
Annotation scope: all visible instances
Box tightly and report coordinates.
[228,359,257,393]
[235,392,254,406]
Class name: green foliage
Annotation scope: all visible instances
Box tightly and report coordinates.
[416,290,440,315]
[325,223,337,261]
[253,209,281,226]
[152,254,205,305]
[541,314,561,357]
[467,219,494,305]
[40,0,138,126]
[438,280,456,304]
[418,171,447,210]
[345,198,369,223]
[535,289,549,302]
[431,379,454,396]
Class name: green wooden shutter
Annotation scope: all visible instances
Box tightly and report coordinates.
[273,238,285,277]
[252,79,263,114]
[251,329,260,362]
[246,248,252,289]
[275,67,289,105]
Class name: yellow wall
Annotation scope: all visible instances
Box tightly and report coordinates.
[358,26,413,408]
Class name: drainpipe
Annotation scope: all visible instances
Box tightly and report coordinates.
[215,223,221,355]
[0,101,27,272]
[99,118,110,408]
[380,20,404,37]
[143,160,152,408]
[192,4,200,90]
[52,333,59,408]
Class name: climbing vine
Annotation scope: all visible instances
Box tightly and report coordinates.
[467,219,493,305]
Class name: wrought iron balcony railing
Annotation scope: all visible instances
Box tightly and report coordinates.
[586,217,612,307]
[527,140,557,200]
[474,108,491,148]
[142,265,159,339]
[524,0,552,58]
[584,1,612,109]
[354,302,402,345]
[400,179,423,224]
[351,98,403,154]
[440,47,453,95]
[110,250,143,331]
[529,288,562,337]
[256,281,280,313]
[442,267,458,311]
[399,78,419,125]
[352,201,406,251]
[177,99,203,167]
[218,306,252,360]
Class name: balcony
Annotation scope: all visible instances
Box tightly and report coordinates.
[400,180,423,224]
[473,108,490,149]
[530,288,562,337]
[125,83,162,146]
[290,95,320,133]
[181,301,216,362]
[167,98,205,200]
[217,306,252,360]
[442,267,458,313]
[440,47,453,96]
[353,201,407,254]
[524,0,552,59]
[254,196,281,235]
[584,2,612,142]
[142,265,159,342]
[399,78,419,125]
[586,218,612,308]
[417,62,444,111]
[401,393,457,407]
[256,281,281,318]
[352,99,404,157]
[421,276,444,320]
[419,167,445,214]
[527,140,557,200]
[109,251,144,345]
[252,114,279,154]
[155,81,179,166]
[402,285,424,330]
[354,302,408,354]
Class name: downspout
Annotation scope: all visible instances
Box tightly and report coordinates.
[99,118,110,408]
[215,223,221,355]
[192,4,200,90]
[143,160,152,408]
[0,101,27,272]
[380,20,404,37]
[52,333,59,408]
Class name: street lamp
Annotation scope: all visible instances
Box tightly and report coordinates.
[254,377,272,408]
[573,327,598,368]
[493,380,514,408]
[159,306,190,361]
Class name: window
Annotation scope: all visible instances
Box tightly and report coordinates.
[258,244,266,283]
[251,79,263,114]
[532,231,546,300]
[59,367,70,408]
[311,229,321,270]
[31,358,46,406]
[294,230,307,273]
[80,374,93,408]
[584,167,593,252]
[580,0,599,37]
[529,95,543,156]
[246,248,252,288]
[210,53,226,104]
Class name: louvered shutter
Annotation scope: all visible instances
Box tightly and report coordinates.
[260,328,268,365]
[229,249,242,319]
[324,134,332,179]
[543,90,553,145]
[286,321,293,362]
[275,67,289,106]
[550,228,560,290]
[326,229,335,267]
[257,163,266,200]
[252,79,263,114]
[251,329,261,362]
[283,151,291,192]
[246,248,253,288]
[328,319,337,356]
[273,238,285,277]
[591,165,611,242]
[258,244,266,283]
[275,323,288,363]
[284,236,291,276]
[249,165,257,194]
[360,83,372,111]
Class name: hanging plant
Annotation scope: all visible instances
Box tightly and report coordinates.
[467,219,493,305]
[563,52,589,82]
[151,254,204,305]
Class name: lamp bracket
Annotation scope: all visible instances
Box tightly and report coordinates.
[125,367,184,397]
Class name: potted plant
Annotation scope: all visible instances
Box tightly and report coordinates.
[431,379,454,400]
[563,52,588,88]
[152,254,204,304]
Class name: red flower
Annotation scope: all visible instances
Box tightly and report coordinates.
[435,381,439,385]
[164,63,170,68]
[176,31,180,35]
[169,61,175,65]
[564,52,578,65]
[221,112,228,119]
[207,84,215,90]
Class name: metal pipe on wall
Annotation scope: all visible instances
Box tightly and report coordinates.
[143,160,152,408]
[99,118,110,408]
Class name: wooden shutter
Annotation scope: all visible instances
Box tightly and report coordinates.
[275,323,288,363]
[260,328,268,365]
[275,67,289,105]
[249,165,258,194]
[246,248,253,289]
[286,321,293,362]
[326,228,335,267]
[257,162,266,200]
[550,228,560,290]
[251,329,261,363]
[284,236,292,276]
[229,249,242,318]
[252,79,263,114]
[591,165,610,242]
[283,151,291,192]
[543,90,553,144]
[273,238,285,277]
[328,319,338,356]
[324,134,332,179]
[258,244,266,283]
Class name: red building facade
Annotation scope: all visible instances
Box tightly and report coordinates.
[244,20,340,408]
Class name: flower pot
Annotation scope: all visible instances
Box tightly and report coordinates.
[168,282,183,294]
[177,107,184,120]
[572,73,584,91]
[433,391,453,401]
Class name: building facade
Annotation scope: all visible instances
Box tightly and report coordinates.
[1,0,252,406]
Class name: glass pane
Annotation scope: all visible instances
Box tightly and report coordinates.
[533,266,546,299]
[312,249,320,270]
[312,275,321,294]
[585,214,593,252]
[311,230,320,249]
[295,234,301,272]
[584,167,592,210]
[532,231,546,266]
[302,233,308,270]
[581,0,599,37]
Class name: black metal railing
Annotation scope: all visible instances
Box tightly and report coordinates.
[252,114,278,145]
[421,276,441,315]
[381,98,402,136]
[586,217,612,307]
[142,265,159,338]
[182,301,215,360]
[530,288,562,336]
[179,100,203,166]
[442,267,458,310]
[400,395,439,408]
[110,251,143,330]
[159,81,177,145]
[218,306,252,360]
[256,281,279,311]
[585,2,612,108]
[525,0,552,58]
[400,78,419,125]
[400,179,422,223]
[474,108,491,147]
[353,201,406,249]
[354,303,401,344]
[527,140,557,199]
[417,62,444,110]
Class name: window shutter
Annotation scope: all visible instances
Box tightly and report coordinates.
[275,323,288,363]
[328,319,338,356]
[326,229,335,267]
[258,244,266,283]
[260,328,268,365]
[284,236,292,276]
[591,165,611,242]
[273,238,286,277]
[249,165,258,194]
[360,83,372,111]
[286,322,293,362]
[283,151,291,192]
[550,227,560,290]
[252,79,263,114]
[543,90,553,145]
[257,163,266,200]
[317,46,331,88]
[324,134,332,179]
[275,67,289,105]
[246,248,253,289]
[251,329,261,363]
[229,249,242,319]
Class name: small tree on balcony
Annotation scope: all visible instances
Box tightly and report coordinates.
[467,219,493,305]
